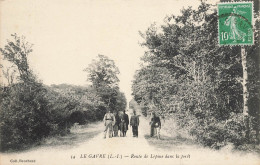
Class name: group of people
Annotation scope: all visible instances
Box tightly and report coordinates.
[103,109,161,139]
[103,109,140,138]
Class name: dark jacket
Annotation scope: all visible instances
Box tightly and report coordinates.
[130,115,139,127]
[151,116,161,128]
[114,113,120,126]
[119,113,129,130]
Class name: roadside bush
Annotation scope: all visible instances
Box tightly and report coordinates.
[0,34,120,152]
[0,83,51,151]
[198,121,227,149]
[224,113,246,146]
[69,111,86,125]
[224,113,258,146]
[45,88,78,135]
[173,110,258,149]
[178,111,227,149]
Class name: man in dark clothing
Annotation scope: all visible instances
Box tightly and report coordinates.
[130,111,139,137]
[150,112,161,139]
[113,111,120,137]
[119,110,129,137]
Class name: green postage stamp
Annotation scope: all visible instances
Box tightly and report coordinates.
[218,2,254,45]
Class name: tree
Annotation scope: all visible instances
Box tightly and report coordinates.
[84,55,126,113]
[84,54,120,89]
[1,65,17,85]
[114,91,127,112]
[132,2,260,148]
[0,34,52,151]
[0,34,35,83]
[132,66,178,116]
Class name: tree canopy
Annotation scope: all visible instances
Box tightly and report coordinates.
[84,54,126,113]
[132,2,260,148]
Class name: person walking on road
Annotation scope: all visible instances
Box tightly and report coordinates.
[113,111,120,137]
[130,111,139,137]
[119,110,129,137]
[150,112,161,139]
[103,109,115,139]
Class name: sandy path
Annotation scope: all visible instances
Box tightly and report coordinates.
[1,115,259,165]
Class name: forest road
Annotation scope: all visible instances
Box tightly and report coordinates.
[1,115,259,165]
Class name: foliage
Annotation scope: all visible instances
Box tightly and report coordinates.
[132,2,260,149]
[0,83,52,151]
[0,35,117,152]
[84,54,119,89]
[0,34,52,151]
[0,34,36,83]
[84,55,127,114]
[48,84,106,122]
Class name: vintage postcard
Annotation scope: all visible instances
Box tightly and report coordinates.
[0,0,259,165]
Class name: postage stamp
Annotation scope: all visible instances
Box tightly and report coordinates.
[218,2,254,45]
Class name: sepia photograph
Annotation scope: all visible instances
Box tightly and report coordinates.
[0,0,259,165]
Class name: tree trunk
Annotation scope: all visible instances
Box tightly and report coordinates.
[241,47,249,115]
[241,46,250,141]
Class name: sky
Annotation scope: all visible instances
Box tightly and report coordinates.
[0,0,218,103]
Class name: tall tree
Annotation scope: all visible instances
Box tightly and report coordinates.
[0,34,53,151]
[84,54,119,89]
[0,34,35,83]
[133,2,259,147]
[84,54,126,112]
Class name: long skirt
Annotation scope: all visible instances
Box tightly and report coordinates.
[151,126,160,139]
[120,122,127,137]
[113,125,119,137]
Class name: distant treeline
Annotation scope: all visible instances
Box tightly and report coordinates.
[0,35,126,151]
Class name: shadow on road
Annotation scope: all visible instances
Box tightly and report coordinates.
[144,134,196,151]
[42,130,101,148]
[2,122,104,154]
[41,122,103,150]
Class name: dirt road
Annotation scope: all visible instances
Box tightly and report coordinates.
[1,115,259,165]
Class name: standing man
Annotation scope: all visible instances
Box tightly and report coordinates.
[150,112,161,139]
[119,110,129,137]
[130,111,139,137]
[113,111,120,137]
[103,109,115,139]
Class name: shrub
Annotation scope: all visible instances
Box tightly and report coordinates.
[0,83,51,151]
[173,110,257,149]
[224,113,258,146]
[69,111,86,125]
